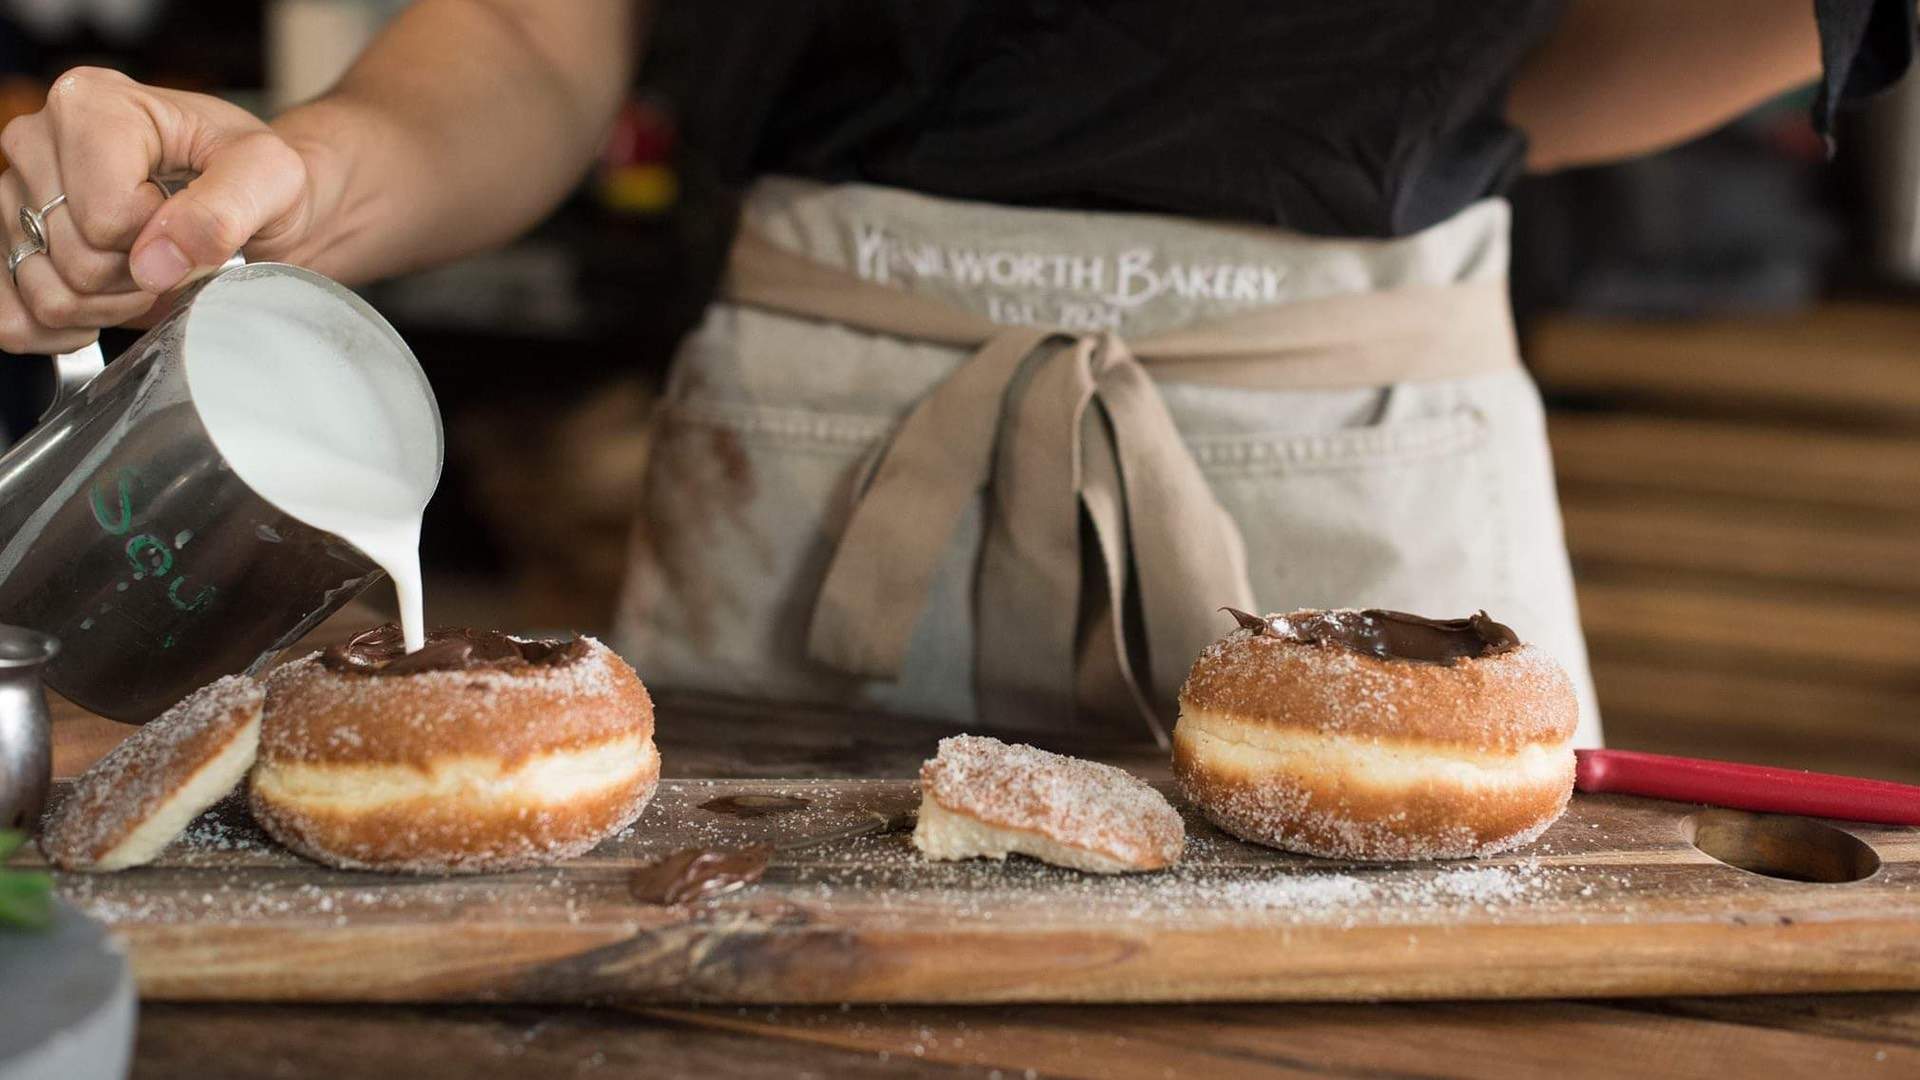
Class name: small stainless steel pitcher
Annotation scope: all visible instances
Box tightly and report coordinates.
[0,262,442,724]
[0,623,56,830]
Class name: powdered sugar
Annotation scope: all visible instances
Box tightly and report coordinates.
[40,779,1683,956]
[779,821,1606,929]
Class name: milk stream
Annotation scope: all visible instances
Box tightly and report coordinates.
[184,275,439,652]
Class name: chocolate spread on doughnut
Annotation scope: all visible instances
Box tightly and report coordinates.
[1222,607,1520,665]
[321,623,588,676]
[629,845,774,905]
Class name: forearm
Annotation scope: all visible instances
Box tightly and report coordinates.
[269,0,639,284]
[1510,0,1821,174]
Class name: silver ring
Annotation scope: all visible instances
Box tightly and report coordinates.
[18,192,65,252]
[8,237,44,285]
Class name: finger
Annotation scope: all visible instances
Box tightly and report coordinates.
[41,71,306,293]
[0,266,103,356]
[38,67,165,252]
[0,158,138,353]
[11,247,157,330]
[0,164,138,296]
[129,124,306,293]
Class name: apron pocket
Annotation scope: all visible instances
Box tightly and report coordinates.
[1187,401,1504,618]
[619,397,888,697]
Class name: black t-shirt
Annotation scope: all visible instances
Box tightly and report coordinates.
[675,0,1916,238]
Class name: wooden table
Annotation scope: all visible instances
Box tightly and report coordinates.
[45,691,1920,1079]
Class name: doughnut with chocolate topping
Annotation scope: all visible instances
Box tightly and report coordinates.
[1174,608,1577,861]
[251,625,659,873]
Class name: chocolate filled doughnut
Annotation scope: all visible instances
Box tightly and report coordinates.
[250,624,659,873]
[1173,608,1576,861]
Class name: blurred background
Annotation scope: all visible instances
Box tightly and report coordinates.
[2,0,1916,781]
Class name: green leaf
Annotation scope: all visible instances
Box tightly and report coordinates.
[0,831,53,931]
[0,870,53,931]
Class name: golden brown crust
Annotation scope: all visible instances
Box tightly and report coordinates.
[248,750,660,874]
[262,636,652,769]
[1179,634,1576,753]
[1172,723,1571,860]
[254,635,660,873]
[40,675,263,870]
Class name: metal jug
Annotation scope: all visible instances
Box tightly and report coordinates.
[0,262,442,724]
[0,623,56,829]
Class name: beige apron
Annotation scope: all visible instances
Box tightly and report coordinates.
[614,178,1603,748]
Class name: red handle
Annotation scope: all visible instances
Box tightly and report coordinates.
[1574,749,1920,825]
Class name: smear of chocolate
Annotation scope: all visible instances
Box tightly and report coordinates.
[1222,607,1276,634]
[321,623,588,676]
[1223,607,1520,666]
[629,845,774,906]
[698,794,812,818]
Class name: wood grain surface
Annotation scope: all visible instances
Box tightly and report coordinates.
[125,996,1920,1080]
[40,599,1920,1076]
[24,775,1920,1005]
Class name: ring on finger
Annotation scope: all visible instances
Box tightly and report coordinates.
[8,237,44,286]
[18,192,66,252]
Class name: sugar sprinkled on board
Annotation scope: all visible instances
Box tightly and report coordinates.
[50,782,1641,938]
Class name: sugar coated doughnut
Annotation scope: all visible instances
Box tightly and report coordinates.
[42,674,263,872]
[1173,608,1576,861]
[251,625,659,873]
[914,734,1184,873]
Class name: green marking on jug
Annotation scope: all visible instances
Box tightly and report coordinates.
[87,465,221,634]
[125,534,173,578]
[167,577,214,612]
[89,471,135,535]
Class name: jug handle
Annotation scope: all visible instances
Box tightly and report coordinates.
[40,341,105,421]
[37,173,244,422]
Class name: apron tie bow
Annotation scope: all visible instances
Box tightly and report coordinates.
[805,325,1253,742]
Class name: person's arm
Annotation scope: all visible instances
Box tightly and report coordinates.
[1508,0,1822,173]
[262,0,639,284]
[0,0,639,355]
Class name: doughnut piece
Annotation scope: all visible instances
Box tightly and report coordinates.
[251,625,659,874]
[41,675,263,872]
[913,735,1184,873]
[1173,609,1577,861]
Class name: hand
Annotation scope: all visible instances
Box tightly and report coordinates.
[0,67,314,355]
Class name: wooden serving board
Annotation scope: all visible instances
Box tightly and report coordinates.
[26,780,1920,1004]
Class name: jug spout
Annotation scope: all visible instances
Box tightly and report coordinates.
[0,625,58,832]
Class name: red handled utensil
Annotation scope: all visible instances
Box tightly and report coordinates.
[1575,749,1920,826]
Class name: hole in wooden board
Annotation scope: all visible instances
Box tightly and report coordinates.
[1683,809,1881,883]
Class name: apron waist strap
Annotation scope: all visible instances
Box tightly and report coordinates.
[719,229,1522,741]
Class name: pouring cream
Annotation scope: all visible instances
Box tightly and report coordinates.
[184,273,440,651]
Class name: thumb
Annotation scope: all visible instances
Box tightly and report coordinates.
[128,130,309,294]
